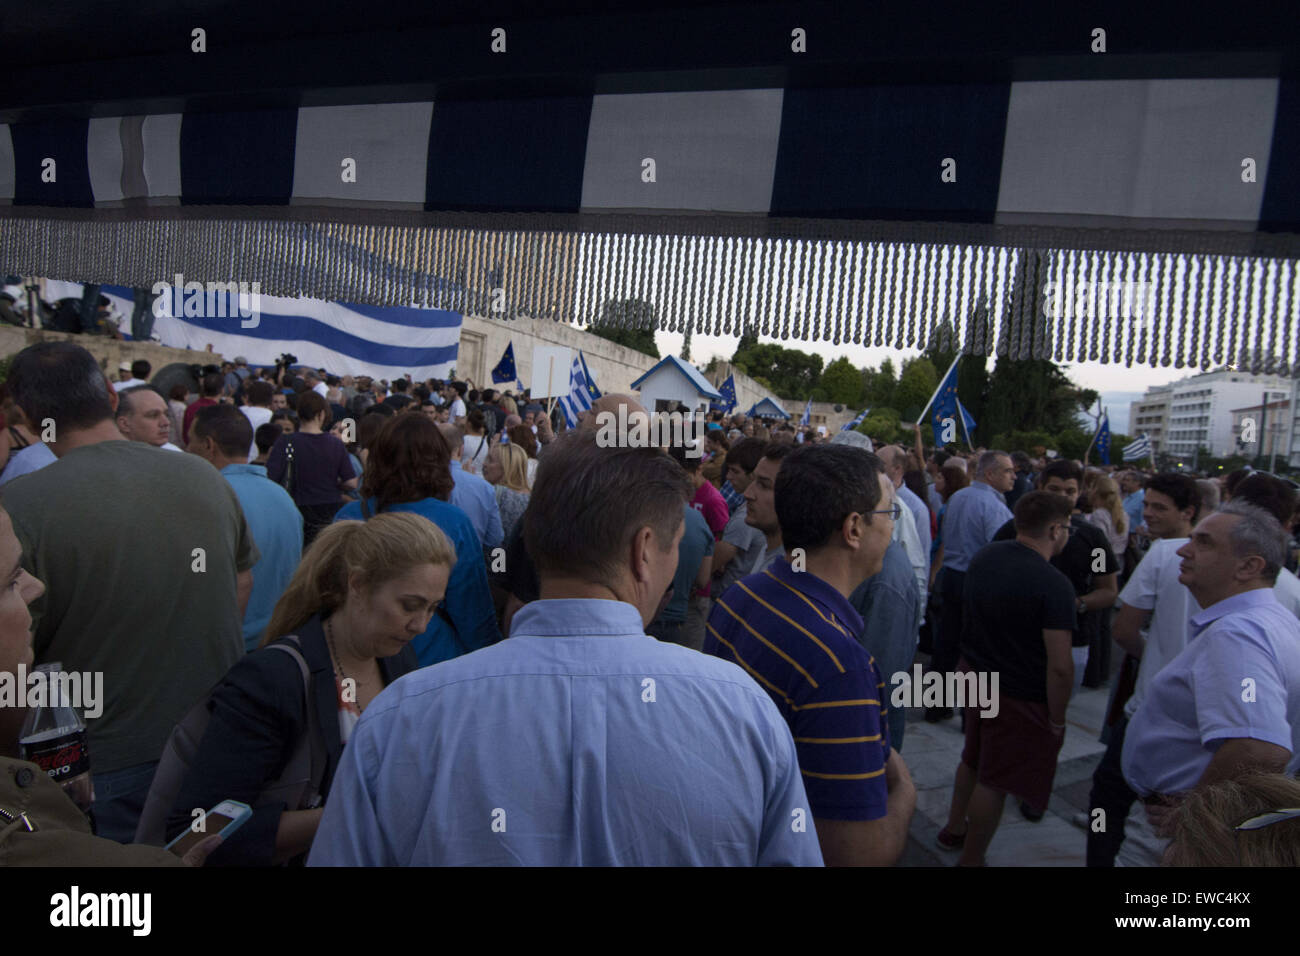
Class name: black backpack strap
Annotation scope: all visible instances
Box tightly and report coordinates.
[267,636,326,808]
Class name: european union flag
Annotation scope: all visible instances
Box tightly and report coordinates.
[717,374,737,413]
[491,342,517,385]
[579,351,602,401]
[1095,413,1111,465]
[957,398,977,446]
[930,360,961,445]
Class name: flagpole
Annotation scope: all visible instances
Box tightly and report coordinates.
[546,356,557,417]
[916,353,962,425]
[959,402,973,449]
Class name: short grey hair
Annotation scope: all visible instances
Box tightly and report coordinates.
[976,449,1010,479]
[1217,499,1288,584]
[830,430,873,452]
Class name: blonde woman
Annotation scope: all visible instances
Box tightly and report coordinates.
[483,442,531,542]
[165,513,455,866]
[1085,476,1129,572]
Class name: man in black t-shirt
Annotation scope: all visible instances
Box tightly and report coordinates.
[992,459,1118,693]
[938,491,1077,866]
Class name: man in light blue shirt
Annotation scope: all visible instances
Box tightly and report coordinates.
[0,441,56,486]
[310,430,821,866]
[1120,470,1146,537]
[928,450,1015,720]
[440,423,504,548]
[1118,501,1300,866]
[189,405,304,651]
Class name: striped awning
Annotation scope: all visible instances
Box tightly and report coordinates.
[1,3,1298,372]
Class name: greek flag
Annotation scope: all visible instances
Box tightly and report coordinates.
[1123,433,1152,462]
[800,398,812,426]
[558,351,602,428]
[42,279,461,381]
[841,408,869,431]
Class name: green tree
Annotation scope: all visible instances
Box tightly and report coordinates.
[861,358,897,409]
[982,358,1097,445]
[821,357,863,406]
[894,357,939,422]
[732,340,823,399]
[587,298,660,358]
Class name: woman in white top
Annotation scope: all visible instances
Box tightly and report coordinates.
[1085,476,1129,573]
[460,408,490,475]
[507,423,540,488]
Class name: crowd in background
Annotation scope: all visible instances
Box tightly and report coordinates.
[1,341,1298,867]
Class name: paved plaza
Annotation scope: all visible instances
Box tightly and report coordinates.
[898,658,1115,867]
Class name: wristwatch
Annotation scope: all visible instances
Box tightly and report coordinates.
[1076,598,1087,615]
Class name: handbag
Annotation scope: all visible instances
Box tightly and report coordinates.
[133,635,326,847]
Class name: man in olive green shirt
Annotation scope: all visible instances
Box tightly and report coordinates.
[2,342,258,843]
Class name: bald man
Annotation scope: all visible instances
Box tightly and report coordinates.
[438,421,504,548]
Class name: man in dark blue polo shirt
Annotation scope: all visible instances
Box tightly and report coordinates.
[705,444,917,865]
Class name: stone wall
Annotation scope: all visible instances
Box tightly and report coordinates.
[458,313,658,396]
[0,326,225,378]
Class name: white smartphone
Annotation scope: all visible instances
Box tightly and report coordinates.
[165,799,253,856]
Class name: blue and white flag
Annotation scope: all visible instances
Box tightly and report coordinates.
[558,351,601,428]
[956,398,977,446]
[717,374,737,413]
[491,342,518,385]
[1094,413,1112,465]
[841,408,869,432]
[1123,433,1152,462]
[43,279,462,382]
[799,398,812,426]
[929,357,961,444]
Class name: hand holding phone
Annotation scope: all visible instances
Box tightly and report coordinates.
[165,800,252,858]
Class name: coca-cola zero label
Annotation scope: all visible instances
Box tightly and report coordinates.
[22,733,90,780]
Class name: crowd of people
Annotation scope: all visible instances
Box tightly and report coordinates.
[1,339,1299,867]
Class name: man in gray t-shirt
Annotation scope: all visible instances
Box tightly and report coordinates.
[3,342,258,843]
[712,502,766,598]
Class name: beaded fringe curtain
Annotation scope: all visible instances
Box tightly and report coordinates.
[2,214,1297,375]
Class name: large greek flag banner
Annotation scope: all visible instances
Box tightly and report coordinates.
[41,279,461,382]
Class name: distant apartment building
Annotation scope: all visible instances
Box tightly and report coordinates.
[1131,369,1292,459]
[1230,399,1293,465]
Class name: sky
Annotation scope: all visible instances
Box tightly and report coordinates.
[654,328,1175,436]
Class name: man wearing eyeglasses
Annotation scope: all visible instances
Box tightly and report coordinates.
[704,444,917,866]
[1117,500,1300,867]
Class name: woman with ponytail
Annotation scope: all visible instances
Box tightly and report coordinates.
[165,513,454,866]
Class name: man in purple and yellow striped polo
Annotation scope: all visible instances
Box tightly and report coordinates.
[704,443,917,866]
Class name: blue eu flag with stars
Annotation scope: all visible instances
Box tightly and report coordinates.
[931,361,961,445]
[717,374,737,413]
[1095,413,1111,465]
[491,342,517,385]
